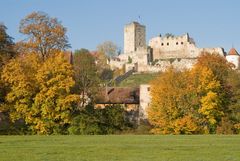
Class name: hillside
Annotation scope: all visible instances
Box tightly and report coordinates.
[118,73,159,87]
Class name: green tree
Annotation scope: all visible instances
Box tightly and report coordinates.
[68,104,131,135]
[18,11,70,60]
[225,70,240,133]
[73,49,100,108]
[0,23,16,68]
[0,23,16,105]
[100,68,113,84]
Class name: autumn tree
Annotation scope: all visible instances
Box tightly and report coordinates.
[194,52,236,133]
[1,54,40,122]
[73,49,100,108]
[97,41,118,58]
[195,52,233,84]
[190,66,224,133]
[148,67,200,134]
[18,11,70,60]
[33,53,79,134]
[1,53,79,134]
[148,53,236,134]
[94,46,114,85]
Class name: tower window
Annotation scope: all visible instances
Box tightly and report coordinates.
[161,43,164,46]
[176,42,178,45]
[167,42,169,46]
[181,42,184,45]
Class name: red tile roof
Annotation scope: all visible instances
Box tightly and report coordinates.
[95,87,139,104]
[228,48,239,56]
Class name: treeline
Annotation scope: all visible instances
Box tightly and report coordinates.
[0,12,128,135]
[148,53,240,134]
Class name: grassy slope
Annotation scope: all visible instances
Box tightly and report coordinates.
[0,135,239,161]
[118,73,159,87]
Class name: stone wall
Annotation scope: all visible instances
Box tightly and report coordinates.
[149,34,189,50]
[226,55,240,69]
[109,59,125,70]
[139,84,151,119]
[137,58,197,72]
[149,34,225,61]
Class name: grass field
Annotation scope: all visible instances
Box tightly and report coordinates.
[0,135,239,161]
[118,73,159,87]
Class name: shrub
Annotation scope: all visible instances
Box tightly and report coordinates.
[68,104,132,135]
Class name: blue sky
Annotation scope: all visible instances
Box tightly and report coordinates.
[1,0,240,52]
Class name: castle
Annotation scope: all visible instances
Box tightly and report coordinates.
[110,21,240,72]
[107,21,240,119]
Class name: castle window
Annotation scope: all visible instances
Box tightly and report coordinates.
[161,43,164,46]
[181,42,184,45]
[167,42,169,46]
[147,87,150,91]
[176,42,178,45]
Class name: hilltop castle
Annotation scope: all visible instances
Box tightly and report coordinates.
[104,22,240,120]
[110,22,240,72]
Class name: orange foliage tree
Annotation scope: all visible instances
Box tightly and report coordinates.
[148,67,200,134]
[148,52,238,134]
[18,11,70,60]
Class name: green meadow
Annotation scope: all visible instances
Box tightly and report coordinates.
[118,73,159,87]
[0,135,239,161]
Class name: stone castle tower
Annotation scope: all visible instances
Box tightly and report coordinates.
[124,22,146,53]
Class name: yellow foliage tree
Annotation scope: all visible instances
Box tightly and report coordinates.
[33,53,79,134]
[195,52,233,84]
[2,53,79,134]
[173,115,199,134]
[191,57,228,133]
[148,60,226,134]
[199,91,223,125]
[148,67,199,134]
[1,54,40,122]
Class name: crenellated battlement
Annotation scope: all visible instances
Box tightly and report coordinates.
[149,33,190,47]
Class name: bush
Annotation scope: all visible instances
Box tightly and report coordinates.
[68,104,133,135]
[68,113,102,135]
[0,112,30,135]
